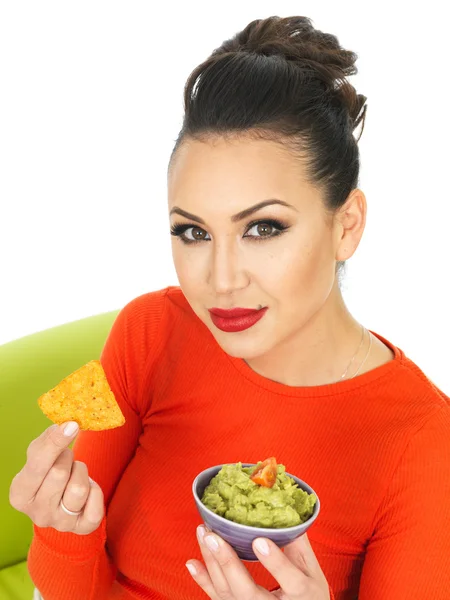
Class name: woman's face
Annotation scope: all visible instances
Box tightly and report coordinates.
[167,136,353,361]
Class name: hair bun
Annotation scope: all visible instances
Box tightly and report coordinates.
[214,16,367,135]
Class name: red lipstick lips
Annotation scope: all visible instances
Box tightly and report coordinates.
[208,307,268,332]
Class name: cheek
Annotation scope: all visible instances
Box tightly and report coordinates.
[257,238,332,298]
[171,244,206,300]
[253,242,313,286]
[171,244,189,283]
[171,243,193,274]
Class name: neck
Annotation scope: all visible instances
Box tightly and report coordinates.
[244,282,364,387]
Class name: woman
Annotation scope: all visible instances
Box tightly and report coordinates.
[10,15,450,600]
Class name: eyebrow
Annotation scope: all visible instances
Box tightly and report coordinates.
[169,199,298,224]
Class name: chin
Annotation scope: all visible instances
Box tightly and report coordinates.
[210,329,272,361]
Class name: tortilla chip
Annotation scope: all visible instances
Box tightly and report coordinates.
[37,360,125,431]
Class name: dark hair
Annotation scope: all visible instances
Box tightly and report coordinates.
[169,16,368,280]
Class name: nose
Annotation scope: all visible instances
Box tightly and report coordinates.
[208,238,249,295]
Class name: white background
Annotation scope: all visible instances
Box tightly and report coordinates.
[1,1,448,392]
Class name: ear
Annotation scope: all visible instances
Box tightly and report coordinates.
[333,188,367,262]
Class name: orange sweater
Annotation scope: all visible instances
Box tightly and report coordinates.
[27,286,450,599]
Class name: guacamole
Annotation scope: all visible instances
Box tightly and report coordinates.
[201,462,317,528]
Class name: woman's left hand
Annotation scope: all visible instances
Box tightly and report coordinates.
[186,525,331,599]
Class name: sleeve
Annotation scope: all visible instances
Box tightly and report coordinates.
[27,290,167,600]
[359,404,450,599]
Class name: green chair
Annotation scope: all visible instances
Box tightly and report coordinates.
[0,310,119,600]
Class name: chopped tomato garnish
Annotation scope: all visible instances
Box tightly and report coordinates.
[250,456,278,488]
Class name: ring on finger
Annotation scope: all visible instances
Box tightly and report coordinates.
[60,498,82,516]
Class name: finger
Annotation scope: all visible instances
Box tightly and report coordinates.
[26,448,73,527]
[13,422,80,503]
[203,532,262,599]
[253,537,309,597]
[32,452,91,529]
[50,457,91,518]
[185,560,219,600]
[197,526,232,598]
[32,452,103,535]
[283,533,319,577]
[75,477,105,535]
[33,448,75,516]
[271,589,288,599]
[59,460,91,515]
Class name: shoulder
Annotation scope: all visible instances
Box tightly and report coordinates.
[371,357,450,515]
[385,351,450,461]
[376,400,450,518]
[104,287,174,362]
[122,285,195,322]
[121,285,173,317]
[397,353,449,413]
[117,286,188,334]
[133,285,210,335]
[117,285,210,352]
[371,329,448,421]
[403,357,450,445]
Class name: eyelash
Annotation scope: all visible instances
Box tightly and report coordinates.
[170,218,290,245]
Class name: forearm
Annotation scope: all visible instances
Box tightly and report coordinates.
[27,518,118,600]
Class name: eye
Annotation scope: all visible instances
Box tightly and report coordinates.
[170,218,289,245]
[244,219,287,239]
[170,224,211,244]
[183,226,210,242]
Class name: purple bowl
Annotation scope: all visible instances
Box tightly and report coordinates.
[192,463,320,561]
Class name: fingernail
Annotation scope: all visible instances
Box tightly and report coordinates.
[197,525,205,544]
[63,421,79,436]
[186,562,197,576]
[254,538,270,556]
[205,535,220,552]
[88,477,95,486]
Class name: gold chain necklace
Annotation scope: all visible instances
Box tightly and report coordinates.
[340,324,373,380]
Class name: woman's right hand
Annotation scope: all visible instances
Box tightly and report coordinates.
[9,422,105,535]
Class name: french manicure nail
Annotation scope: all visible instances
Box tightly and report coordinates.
[205,535,220,552]
[197,525,205,543]
[186,562,197,576]
[63,421,79,436]
[254,538,270,556]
